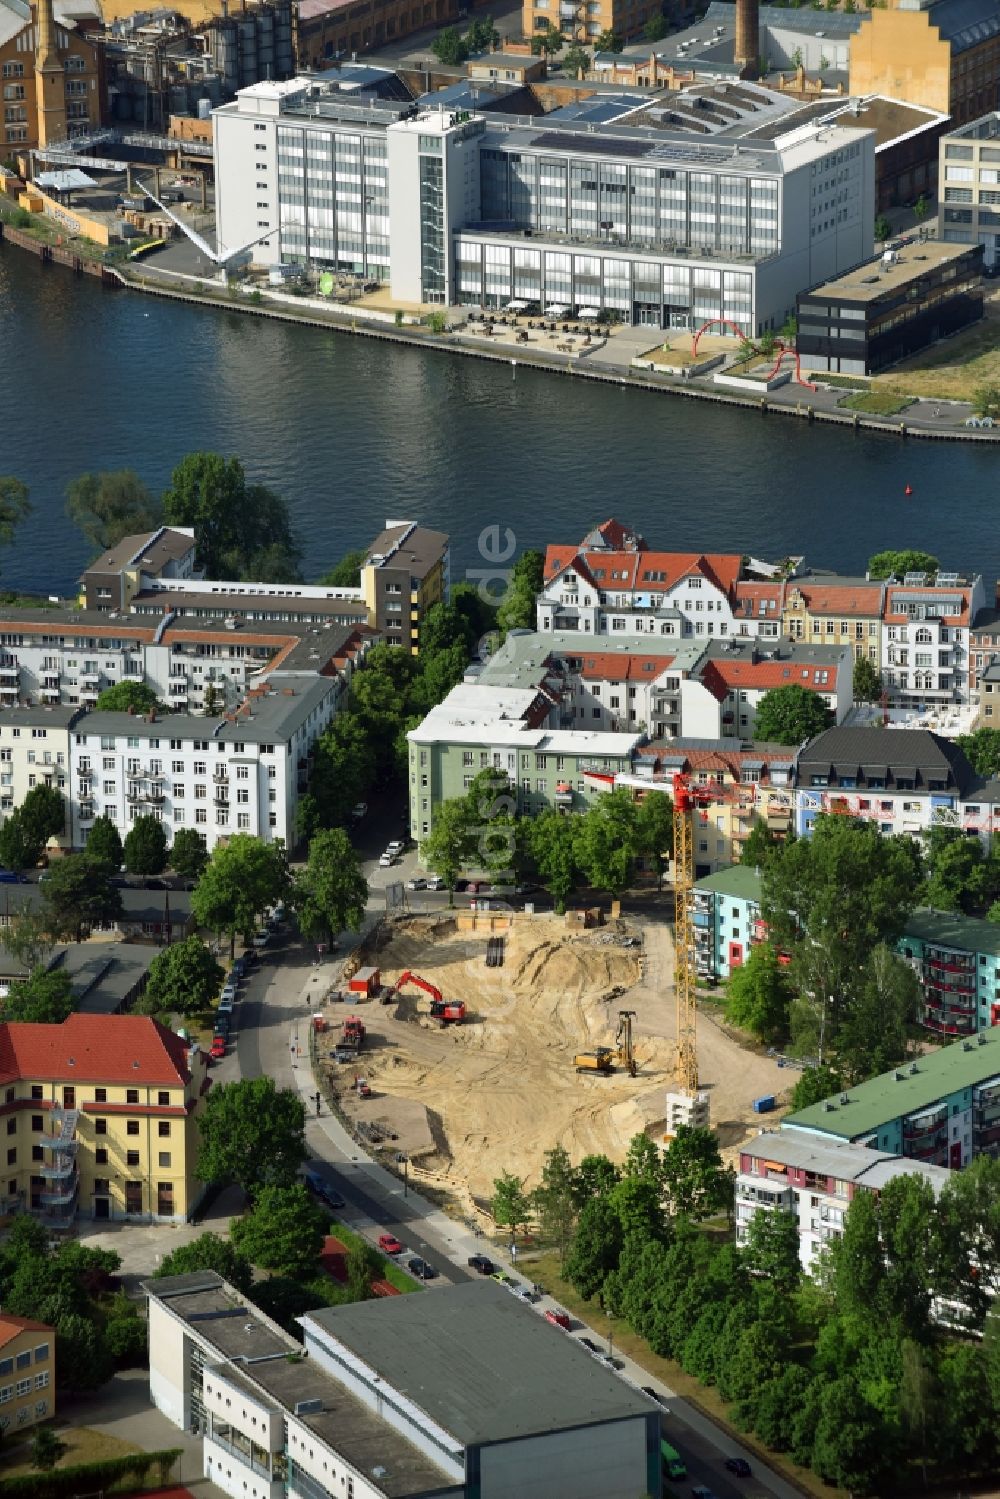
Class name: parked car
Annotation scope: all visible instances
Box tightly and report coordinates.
[252,930,270,948]
[517,1287,542,1304]
[217,997,234,1015]
[304,1168,345,1210]
[691,1488,719,1499]
[209,1037,226,1061]
[545,1309,571,1330]
[386,840,405,855]
[467,1254,496,1275]
[0,870,27,884]
[723,1458,751,1478]
[144,877,168,890]
[378,852,396,868]
[407,1256,437,1280]
[490,1269,512,1286]
[406,876,427,891]
[426,876,446,891]
[378,1234,404,1255]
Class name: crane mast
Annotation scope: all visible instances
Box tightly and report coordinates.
[671,773,701,1096]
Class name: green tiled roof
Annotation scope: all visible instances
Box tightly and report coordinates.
[784,1026,1000,1140]
[693,866,762,902]
[903,906,1000,959]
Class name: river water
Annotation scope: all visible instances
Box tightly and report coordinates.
[2,245,997,596]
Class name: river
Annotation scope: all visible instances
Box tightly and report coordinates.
[2,244,997,596]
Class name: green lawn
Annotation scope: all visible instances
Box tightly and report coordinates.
[839,390,913,417]
[0,1424,140,1478]
[526,1251,847,1499]
[329,1218,421,1294]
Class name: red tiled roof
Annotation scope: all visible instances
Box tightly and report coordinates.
[733,581,785,617]
[700,658,840,698]
[589,518,643,550]
[576,652,675,681]
[0,1315,52,1350]
[0,1015,193,1087]
[788,583,883,615]
[545,546,742,600]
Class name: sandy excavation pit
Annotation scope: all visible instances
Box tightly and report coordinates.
[321,915,674,1210]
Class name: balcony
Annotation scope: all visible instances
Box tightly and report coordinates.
[213,769,229,783]
[214,790,229,805]
[146,789,166,804]
[80,670,101,684]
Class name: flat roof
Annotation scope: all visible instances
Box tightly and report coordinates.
[804,237,976,303]
[144,1274,455,1499]
[903,905,1000,958]
[783,1024,1000,1139]
[743,1128,952,1190]
[693,865,762,901]
[305,1281,655,1447]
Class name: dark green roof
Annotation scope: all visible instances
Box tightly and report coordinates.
[904,906,1000,959]
[693,866,762,902]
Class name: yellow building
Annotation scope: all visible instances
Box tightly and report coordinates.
[0,1014,210,1224]
[361,520,450,655]
[524,0,661,48]
[850,0,1000,126]
[0,0,102,157]
[0,1314,55,1435]
[781,578,885,664]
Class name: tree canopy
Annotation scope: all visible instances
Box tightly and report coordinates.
[40,855,123,943]
[316,548,365,588]
[2,966,74,1023]
[65,470,160,555]
[853,655,883,705]
[85,815,124,871]
[196,1077,306,1200]
[156,1231,253,1294]
[123,814,168,876]
[0,477,31,571]
[957,727,1000,780]
[94,681,163,715]
[230,1184,328,1278]
[161,452,301,581]
[140,937,224,1019]
[867,549,938,580]
[726,943,793,1043]
[496,550,545,635]
[753,684,833,745]
[293,828,368,943]
[170,826,208,881]
[0,785,67,869]
[191,835,289,954]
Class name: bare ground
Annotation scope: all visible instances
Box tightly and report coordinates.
[318,913,794,1217]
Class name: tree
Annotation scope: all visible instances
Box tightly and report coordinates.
[635,792,673,889]
[867,549,938,580]
[170,826,208,882]
[491,1170,532,1238]
[957,727,1000,778]
[662,1125,733,1220]
[571,1153,619,1207]
[422,799,474,899]
[492,549,544,635]
[739,815,787,868]
[123,814,168,876]
[293,829,368,945]
[431,24,469,63]
[104,1294,148,1366]
[31,1426,66,1471]
[161,452,301,581]
[525,810,578,912]
[192,835,289,956]
[65,470,160,555]
[973,383,1000,420]
[853,654,883,704]
[94,681,162,715]
[643,12,668,40]
[532,1145,578,1259]
[562,42,590,73]
[85,815,123,871]
[923,825,998,914]
[753,684,832,746]
[564,1194,623,1300]
[3,967,74,1024]
[40,856,122,943]
[726,943,792,1043]
[913,192,928,222]
[0,478,31,569]
[51,1313,114,1392]
[346,1241,384,1302]
[157,1231,253,1293]
[573,789,639,896]
[933,1155,1000,1329]
[809,1375,887,1494]
[142,937,224,1019]
[465,13,500,51]
[595,26,622,49]
[790,1063,843,1111]
[316,548,365,588]
[873,213,892,242]
[18,785,66,853]
[230,1184,327,1278]
[837,944,916,1083]
[743,1206,801,1296]
[531,23,564,55]
[2,910,54,971]
[0,810,43,872]
[196,1077,307,1200]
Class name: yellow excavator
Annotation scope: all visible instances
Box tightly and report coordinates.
[573,1011,638,1077]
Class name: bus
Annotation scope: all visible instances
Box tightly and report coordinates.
[660,1439,687,1481]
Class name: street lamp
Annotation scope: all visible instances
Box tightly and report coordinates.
[396,1151,409,1196]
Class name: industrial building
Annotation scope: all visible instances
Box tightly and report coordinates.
[796,237,984,374]
[145,1272,662,1499]
[782,1022,1000,1167]
[0,0,102,154]
[213,68,876,333]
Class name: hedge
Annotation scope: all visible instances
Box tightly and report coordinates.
[0,1446,183,1496]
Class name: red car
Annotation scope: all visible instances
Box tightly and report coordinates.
[210,1037,226,1061]
[545,1308,571,1330]
[378,1233,404,1255]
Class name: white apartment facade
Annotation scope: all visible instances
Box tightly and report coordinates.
[69,675,341,854]
[0,706,81,847]
[881,574,985,706]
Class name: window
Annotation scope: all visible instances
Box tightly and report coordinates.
[95,1147,108,1164]
[158,1120,170,1136]
[95,1119,107,1136]
[126,1120,139,1136]
[126,1088,138,1104]
[127,1149,140,1167]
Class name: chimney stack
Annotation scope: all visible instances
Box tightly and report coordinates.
[734,0,760,78]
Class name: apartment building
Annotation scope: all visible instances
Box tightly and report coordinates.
[899,907,1000,1039]
[146,1273,661,1499]
[691,864,765,981]
[70,675,341,854]
[880,572,986,704]
[0,705,81,847]
[781,575,885,664]
[82,527,197,613]
[214,76,875,333]
[0,1014,209,1224]
[938,111,1000,267]
[783,1022,1000,1167]
[736,1130,951,1272]
[0,1315,55,1435]
[360,519,450,653]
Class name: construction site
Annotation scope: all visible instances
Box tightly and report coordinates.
[313,900,791,1220]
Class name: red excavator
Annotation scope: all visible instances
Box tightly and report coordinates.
[386,970,466,1024]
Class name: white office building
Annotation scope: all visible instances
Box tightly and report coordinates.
[213,75,875,331]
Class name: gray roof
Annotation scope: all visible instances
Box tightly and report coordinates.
[744,1128,952,1191]
[0,0,99,45]
[797,725,973,791]
[364,521,449,578]
[75,674,336,746]
[130,588,370,623]
[86,527,195,577]
[305,1281,655,1447]
[928,0,1000,52]
[0,705,83,731]
[0,885,191,928]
